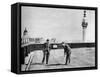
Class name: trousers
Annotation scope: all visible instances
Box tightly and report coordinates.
[64,51,71,64]
[42,50,50,64]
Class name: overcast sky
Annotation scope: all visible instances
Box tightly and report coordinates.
[21,6,95,42]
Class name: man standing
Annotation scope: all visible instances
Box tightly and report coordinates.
[62,42,71,65]
[42,39,51,64]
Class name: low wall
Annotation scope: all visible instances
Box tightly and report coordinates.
[20,43,95,64]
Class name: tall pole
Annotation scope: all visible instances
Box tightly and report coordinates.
[82,10,88,42]
[83,27,86,42]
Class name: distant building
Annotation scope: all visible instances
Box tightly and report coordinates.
[81,10,88,42]
[29,37,44,44]
[21,28,45,45]
[50,38,59,43]
[29,38,35,42]
[21,28,29,44]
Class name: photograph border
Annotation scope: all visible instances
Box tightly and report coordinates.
[11,2,98,74]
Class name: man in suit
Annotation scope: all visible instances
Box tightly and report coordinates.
[42,39,51,64]
[62,42,71,65]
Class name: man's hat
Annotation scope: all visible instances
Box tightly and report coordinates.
[46,39,49,41]
[61,42,65,44]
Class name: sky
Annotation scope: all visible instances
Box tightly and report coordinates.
[21,6,95,43]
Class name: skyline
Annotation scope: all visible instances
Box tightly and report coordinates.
[21,6,95,42]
